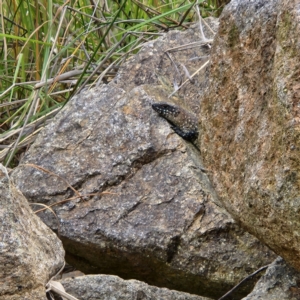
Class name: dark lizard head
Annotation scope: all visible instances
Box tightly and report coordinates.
[151,102,181,118]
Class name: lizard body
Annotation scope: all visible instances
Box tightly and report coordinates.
[152,102,206,171]
[152,102,199,142]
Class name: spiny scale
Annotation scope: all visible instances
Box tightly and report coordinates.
[152,102,199,142]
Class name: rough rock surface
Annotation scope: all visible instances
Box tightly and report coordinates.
[242,257,300,300]
[59,274,213,300]
[0,166,64,300]
[200,0,300,270]
[12,19,276,299]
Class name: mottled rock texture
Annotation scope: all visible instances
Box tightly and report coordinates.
[200,0,300,270]
[12,19,276,299]
[242,257,300,300]
[59,274,213,300]
[0,166,64,300]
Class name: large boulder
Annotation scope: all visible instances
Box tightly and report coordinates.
[12,19,276,299]
[0,166,64,300]
[59,274,213,300]
[200,0,300,270]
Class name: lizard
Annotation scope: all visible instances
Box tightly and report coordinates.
[151,102,199,143]
[152,102,207,172]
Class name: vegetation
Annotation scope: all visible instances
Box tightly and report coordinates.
[0,0,223,167]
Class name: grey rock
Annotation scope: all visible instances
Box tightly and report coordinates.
[115,18,219,116]
[243,257,300,300]
[0,166,64,300]
[12,18,275,299]
[59,274,213,300]
[200,0,300,270]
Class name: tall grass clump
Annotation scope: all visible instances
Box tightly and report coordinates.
[0,0,223,167]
